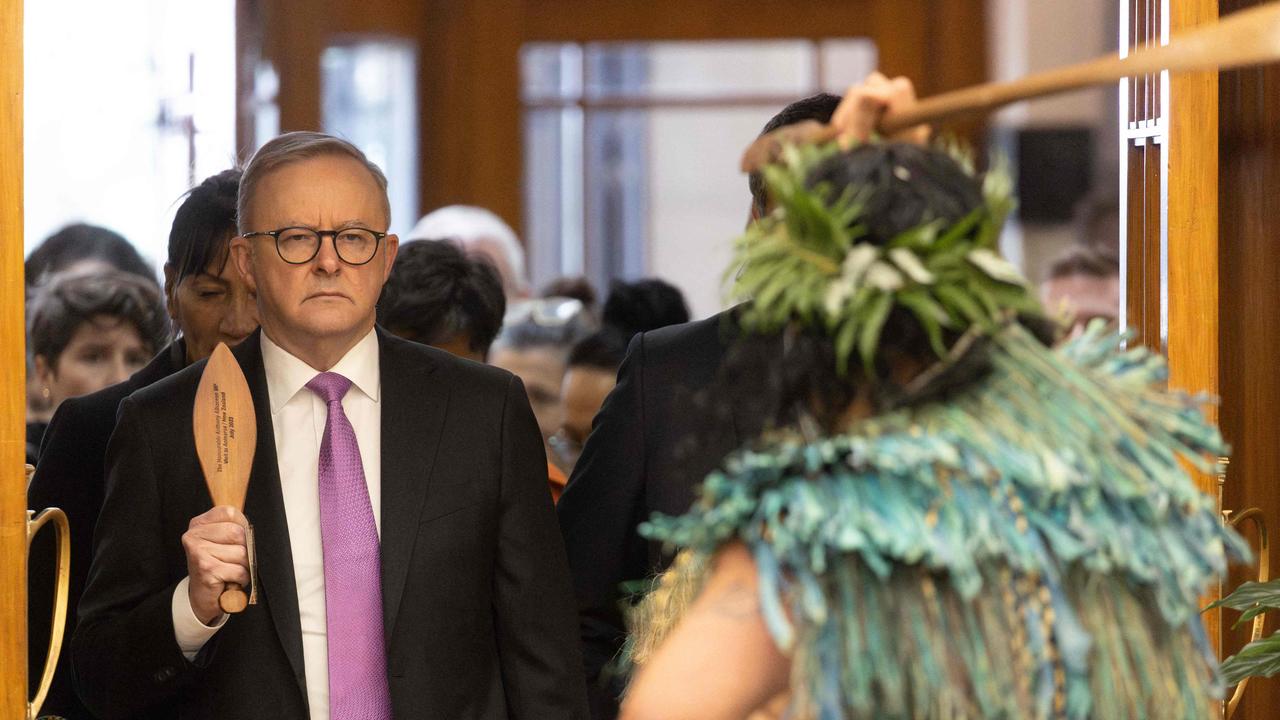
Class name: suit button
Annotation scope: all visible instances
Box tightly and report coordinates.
[153,666,177,683]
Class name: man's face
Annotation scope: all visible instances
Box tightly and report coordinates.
[165,244,260,365]
[558,365,616,470]
[489,346,566,443]
[233,154,397,352]
[1041,273,1120,331]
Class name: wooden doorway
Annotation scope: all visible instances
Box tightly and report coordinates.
[1,0,26,715]
[1122,0,1280,716]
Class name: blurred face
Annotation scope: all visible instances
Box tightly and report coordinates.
[490,346,566,442]
[165,245,260,365]
[384,325,485,363]
[232,154,397,367]
[1041,273,1120,332]
[557,366,616,469]
[35,315,151,410]
[430,331,484,363]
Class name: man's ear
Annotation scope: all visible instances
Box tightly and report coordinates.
[381,234,399,281]
[229,236,256,291]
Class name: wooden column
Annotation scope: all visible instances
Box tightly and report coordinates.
[1218,0,1280,714]
[0,0,25,715]
[1165,0,1222,670]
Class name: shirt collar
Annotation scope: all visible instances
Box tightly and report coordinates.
[260,328,381,414]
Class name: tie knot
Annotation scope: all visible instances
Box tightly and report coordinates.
[305,371,352,404]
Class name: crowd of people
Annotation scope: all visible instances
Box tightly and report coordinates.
[20,72,1220,720]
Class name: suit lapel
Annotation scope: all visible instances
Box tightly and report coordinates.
[377,330,450,640]
[234,333,307,702]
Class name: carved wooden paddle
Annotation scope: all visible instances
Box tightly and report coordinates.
[742,1,1280,171]
[193,342,258,613]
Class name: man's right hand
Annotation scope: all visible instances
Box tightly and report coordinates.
[831,72,931,148]
[181,505,250,625]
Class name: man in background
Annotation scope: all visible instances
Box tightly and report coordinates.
[407,204,530,301]
[377,239,506,362]
[1040,245,1120,331]
[557,89,844,719]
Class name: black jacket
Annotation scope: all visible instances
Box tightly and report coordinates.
[556,310,772,718]
[28,341,185,719]
[73,329,588,719]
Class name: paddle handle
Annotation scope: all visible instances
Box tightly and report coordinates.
[219,585,249,614]
[881,1,1280,134]
[217,521,257,614]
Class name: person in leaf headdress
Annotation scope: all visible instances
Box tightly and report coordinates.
[619,80,1247,720]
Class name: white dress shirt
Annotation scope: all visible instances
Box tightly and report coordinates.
[172,328,382,720]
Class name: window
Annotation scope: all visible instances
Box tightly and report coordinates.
[522,39,876,318]
[321,40,419,237]
[24,0,237,273]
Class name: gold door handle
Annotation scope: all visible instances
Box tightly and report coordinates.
[26,465,71,720]
[1221,506,1269,720]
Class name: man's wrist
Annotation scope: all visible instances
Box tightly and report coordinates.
[172,577,227,659]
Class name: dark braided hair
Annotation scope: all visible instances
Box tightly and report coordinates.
[711,143,1054,436]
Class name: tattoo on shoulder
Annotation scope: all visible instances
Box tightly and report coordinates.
[710,580,760,619]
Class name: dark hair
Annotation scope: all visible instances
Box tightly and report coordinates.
[749,93,842,217]
[169,169,241,282]
[717,143,1053,434]
[1046,245,1119,281]
[27,269,171,365]
[540,276,599,313]
[1074,194,1121,260]
[567,328,630,371]
[377,239,506,354]
[568,278,691,372]
[493,297,596,355]
[25,224,154,288]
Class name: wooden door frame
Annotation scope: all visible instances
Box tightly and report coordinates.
[1,0,25,715]
[239,0,987,238]
[418,0,987,237]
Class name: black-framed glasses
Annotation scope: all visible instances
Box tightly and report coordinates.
[242,226,387,266]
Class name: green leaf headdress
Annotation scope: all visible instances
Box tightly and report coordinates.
[727,140,1042,375]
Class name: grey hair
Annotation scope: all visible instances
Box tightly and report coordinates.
[237,131,391,233]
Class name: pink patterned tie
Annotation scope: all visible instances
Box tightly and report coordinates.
[306,372,393,719]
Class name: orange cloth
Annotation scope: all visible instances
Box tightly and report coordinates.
[548,461,568,504]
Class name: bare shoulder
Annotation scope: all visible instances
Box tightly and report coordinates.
[702,542,762,618]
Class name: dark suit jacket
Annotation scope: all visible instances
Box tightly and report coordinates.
[28,342,185,720]
[556,309,773,718]
[73,328,588,720]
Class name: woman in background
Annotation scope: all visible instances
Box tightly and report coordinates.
[556,279,690,479]
[24,223,157,432]
[490,296,597,495]
[26,269,169,465]
[27,169,254,720]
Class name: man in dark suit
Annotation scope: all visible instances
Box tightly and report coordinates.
[557,76,927,718]
[73,132,587,719]
[28,169,255,719]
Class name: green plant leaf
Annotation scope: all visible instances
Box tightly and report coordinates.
[933,208,983,252]
[935,285,986,325]
[1221,630,1280,686]
[1207,578,1280,612]
[834,316,859,376]
[897,289,949,357]
[858,292,893,375]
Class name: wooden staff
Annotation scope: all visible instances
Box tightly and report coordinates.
[193,342,258,613]
[743,1,1280,171]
